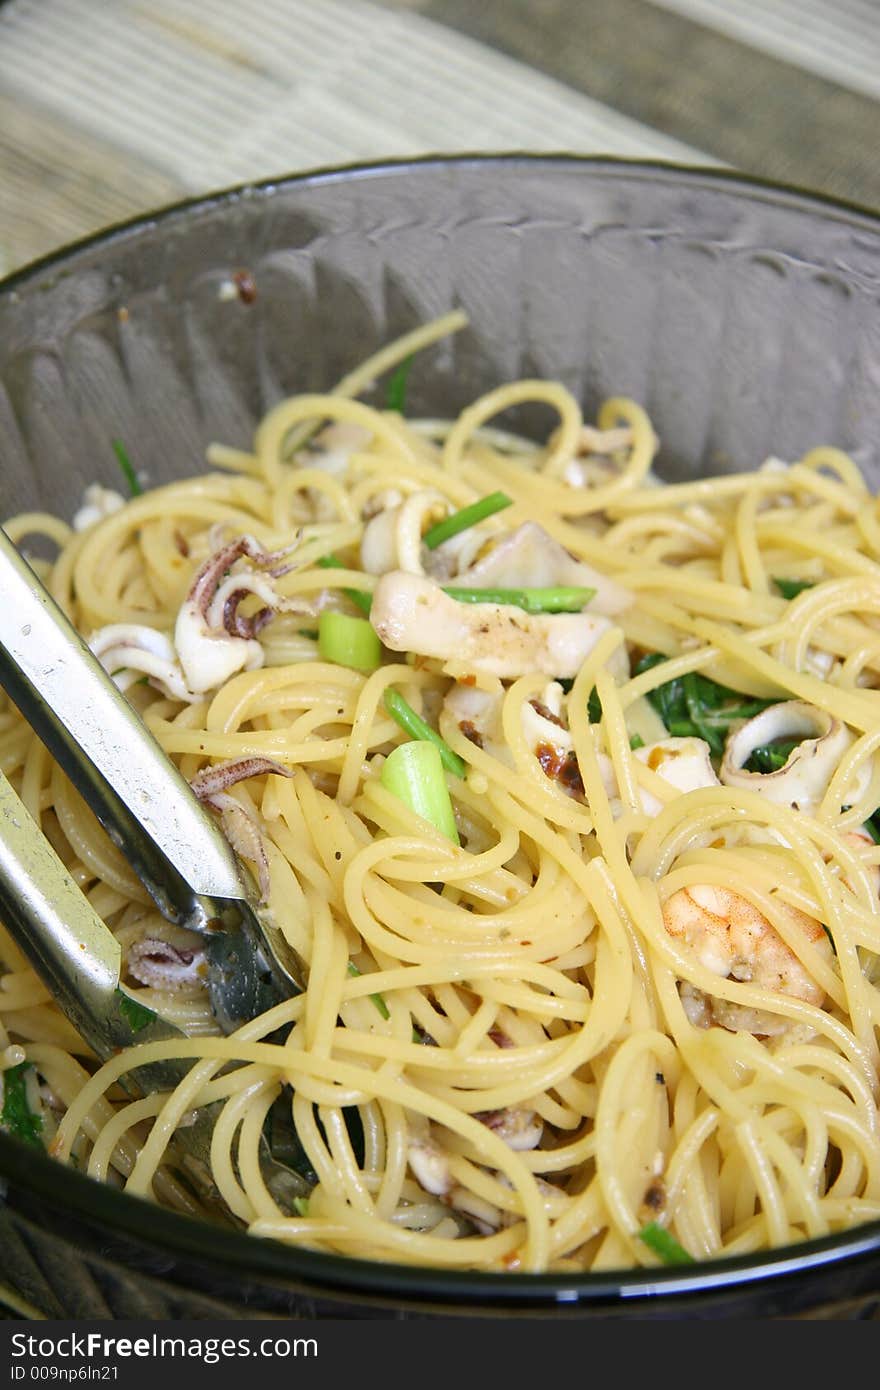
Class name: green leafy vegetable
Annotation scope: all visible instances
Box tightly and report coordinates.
[383,689,466,777]
[380,740,459,843]
[743,738,801,774]
[636,653,775,756]
[116,988,157,1034]
[385,354,414,413]
[1,1063,43,1148]
[265,1093,318,1188]
[443,585,595,615]
[773,576,815,600]
[316,554,372,615]
[318,611,382,672]
[629,733,645,750]
[860,810,880,844]
[638,1220,695,1266]
[347,960,391,1020]
[423,491,513,550]
[587,687,603,724]
[112,438,142,496]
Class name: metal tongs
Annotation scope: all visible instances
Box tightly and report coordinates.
[0,525,309,1213]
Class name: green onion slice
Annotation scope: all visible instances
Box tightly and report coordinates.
[442,585,595,614]
[347,960,391,1020]
[638,1221,695,1266]
[316,554,372,615]
[112,438,142,496]
[380,740,459,844]
[318,611,382,672]
[385,354,414,413]
[384,689,466,777]
[423,491,513,550]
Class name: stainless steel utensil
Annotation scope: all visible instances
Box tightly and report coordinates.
[0,524,309,1212]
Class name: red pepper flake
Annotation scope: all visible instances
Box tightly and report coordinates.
[459,720,484,748]
[535,742,584,796]
[642,1179,666,1212]
[233,269,257,304]
[529,698,565,728]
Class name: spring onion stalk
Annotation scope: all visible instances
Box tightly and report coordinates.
[638,1221,695,1266]
[316,554,372,615]
[380,740,459,844]
[385,354,414,413]
[318,611,382,672]
[347,960,391,1020]
[112,438,142,496]
[423,491,513,549]
[383,689,467,778]
[442,585,596,614]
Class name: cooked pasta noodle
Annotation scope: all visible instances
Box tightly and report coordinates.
[3,312,880,1275]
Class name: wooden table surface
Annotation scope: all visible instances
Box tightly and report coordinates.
[1,0,878,278]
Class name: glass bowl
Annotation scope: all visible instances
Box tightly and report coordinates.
[2,155,880,1319]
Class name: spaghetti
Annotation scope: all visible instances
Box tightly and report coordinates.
[2,310,880,1274]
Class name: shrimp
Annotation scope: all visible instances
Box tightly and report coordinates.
[662,884,832,1035]
[840,829,880,901]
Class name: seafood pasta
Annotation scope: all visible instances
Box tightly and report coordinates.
[2,310,880,1274]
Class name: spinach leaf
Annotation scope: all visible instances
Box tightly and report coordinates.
[636,653,775,753]
[1,1063,43,1148]
[743,738,801,774]
[116,988,157,1034]
[861,811,880,845]
[773,576,815,600]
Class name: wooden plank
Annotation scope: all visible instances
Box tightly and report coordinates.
[0,93,182,276]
